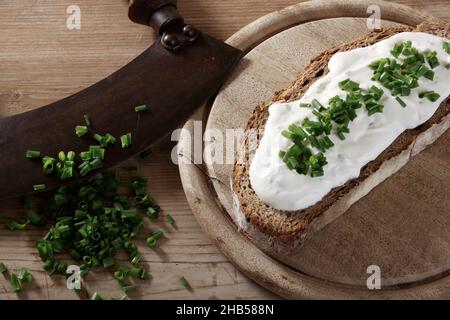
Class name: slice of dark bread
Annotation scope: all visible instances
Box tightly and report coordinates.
[231,21,450,253]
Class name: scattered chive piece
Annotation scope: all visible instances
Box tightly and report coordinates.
[166,214,175,225]
[419,91,441,102]
[75,125,88,137]
[102,256,115,268]
[338,79,360,92]
[445,63,450,70]
[395,96,407,108]
[146,236,157,249]
[26,150,41,159]
[139,149,152,159]
[18,268,33,283]
[7,220,28,231]
[146,207,159,219]
[134,105,148,113]
[425,51,439,69]
[127,267,144,279]
[120,283,138,293]
[10,273,22,292]
[84,115,91,127]
[114,270,126,281]
[26,210,46,226]
[33,184,46,191]
[180,276,189,288]
[152,229,164,239]
[443,41,450,54]
[0,262,7,273]
[36,240,53,261]
[120,133,132,149]
[131,255,142,266]
[91,292,102,300]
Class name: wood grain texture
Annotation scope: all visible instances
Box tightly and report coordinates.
[0,0,448,300]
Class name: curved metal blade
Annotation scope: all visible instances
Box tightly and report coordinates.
[0,34,243,199]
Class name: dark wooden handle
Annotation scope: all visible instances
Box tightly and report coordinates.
[128,0,179,30]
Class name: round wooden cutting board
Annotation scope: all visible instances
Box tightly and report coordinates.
[178,0,450,299]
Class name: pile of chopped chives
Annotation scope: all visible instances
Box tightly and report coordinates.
[370,40,442,104]
[280,40,449,177]
[12,104,190,297]
[280,81,384,177]
[16,170,162,296]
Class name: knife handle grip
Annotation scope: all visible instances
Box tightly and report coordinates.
[128,0,182,34]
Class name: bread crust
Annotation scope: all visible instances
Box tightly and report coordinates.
[231,22,450,251]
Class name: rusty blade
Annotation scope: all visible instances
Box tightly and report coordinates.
[0,33,243,199]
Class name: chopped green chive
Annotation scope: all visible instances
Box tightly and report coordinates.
[43,260,67,275]
[338,79,360,92]
[93,133,103,143]
[443,41,450,54]
[91,292,102,300]
[180,276,189,288]
[102,256,115,268]
[26,210,46,226]
[7,220,28,231]
[390,42,404,58]
[84,115,91,127]
[75,125,88,137]
[120,133,132,149]
[18,268,33,283]
[42,157,56,174]
[395,96,407,108]
[94,133,116,148]
[146,207,159,219]
[166,214,175,225]
[10,273,22,292]
[0,262,7,273]
[33,184,46,191]
[419,91,441,102]
[131,255,142,266]
[26,150,41,159]
[36,240,53,261]
[114,270,127,281]
[120,283,138,294]
[134,105,148,113]
[151,229,164,239]
[146,236,157,249]
[105,133,116,145]
[446,63,450,70]
[425,51,439,69]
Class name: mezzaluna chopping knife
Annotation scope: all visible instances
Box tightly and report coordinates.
[0,0,243,199]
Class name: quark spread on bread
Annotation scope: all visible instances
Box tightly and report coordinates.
[250,32,450,211]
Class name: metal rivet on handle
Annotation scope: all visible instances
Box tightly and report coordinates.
[183,25,199,42]
[161,33,181,51]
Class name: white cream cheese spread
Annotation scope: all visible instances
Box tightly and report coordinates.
[249,32,450,211]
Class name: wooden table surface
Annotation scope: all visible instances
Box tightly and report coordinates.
[0,0,449,300]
